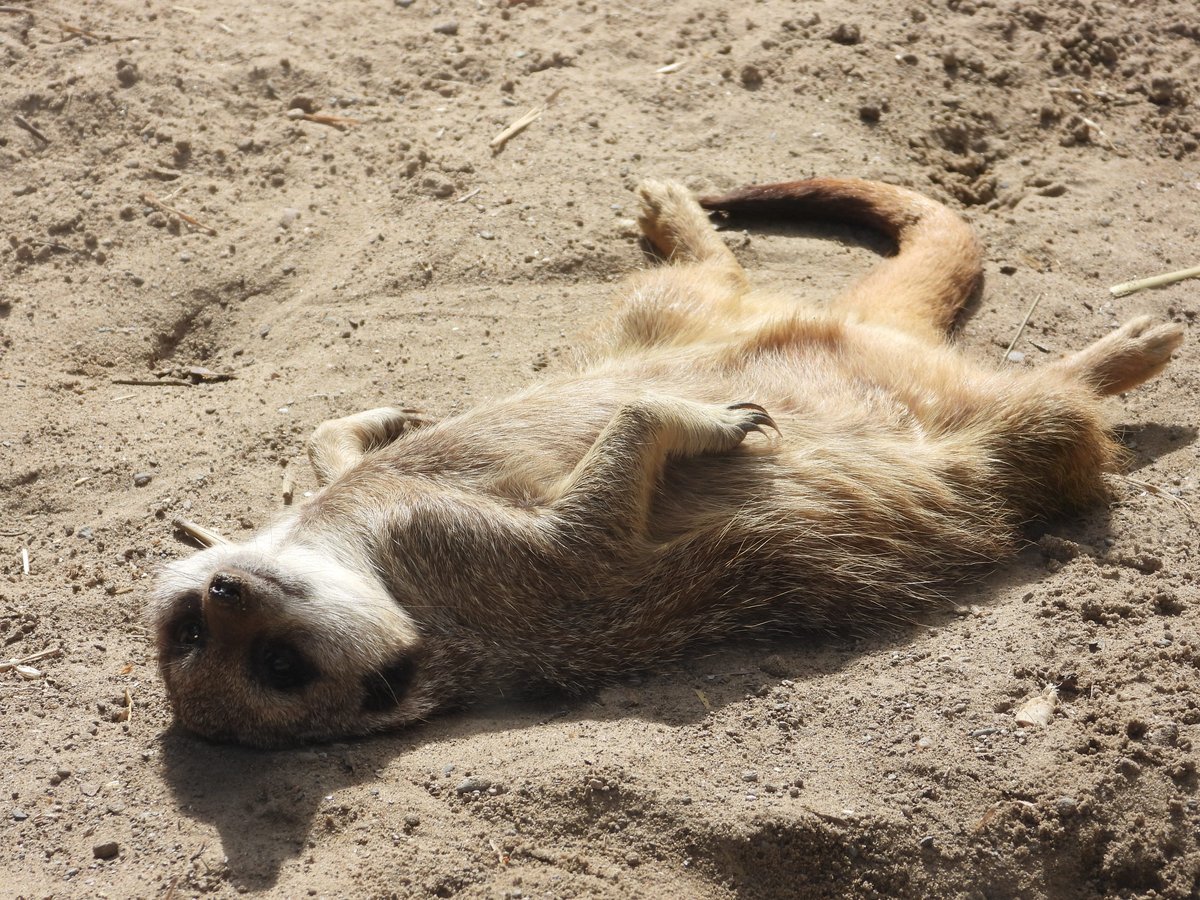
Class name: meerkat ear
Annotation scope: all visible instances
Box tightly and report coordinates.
[361,655,418,713]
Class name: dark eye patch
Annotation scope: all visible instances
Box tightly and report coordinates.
[250,639,318,693]
[362,656,417,713]
[164,593,205,656]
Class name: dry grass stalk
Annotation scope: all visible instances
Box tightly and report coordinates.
[490,88,564,152]
[1109,263,1200,298]
[13,114,49,144]
[172,518,229,548]
[140,192,217,236]
[1002,293,1043,360]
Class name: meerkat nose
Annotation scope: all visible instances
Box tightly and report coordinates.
[207,573,244,607]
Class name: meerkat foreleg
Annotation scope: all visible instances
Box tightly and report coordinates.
[307,407,433,485]
[547,397,776,539]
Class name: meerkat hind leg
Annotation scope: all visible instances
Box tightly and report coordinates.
[637,180,746,285]
[307,406,432,485]
[1051,316,1185,396]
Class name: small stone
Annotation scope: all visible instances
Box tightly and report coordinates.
[918,835,935,850]
[12,809,28,821]
[1007,350,1026,364]
[1000,264,1017,275]
[1055,796,1078,816]
[455,776,492,795]
[116,60,140,87]
[1148,76,1177,105]
[282,263,297,275]
[286,108,305,119]
[1116,757,1142,779]
[420,173,455,199]
[741,771,759,783]
[1037,183,1067,198]
[739,65,763,89]
[403,815,420,828]
[829,23,862,45]
[128,273,145,287]
[178,252,192,262]
[625,852,640,867]
[433,21,459,35]
[93,841,119,860]
[858,103,881,123]
[280,207,300,228]
[478,231,495,240]
[77,526,95,541]
[288,95,318,113]
[133,473,153,487]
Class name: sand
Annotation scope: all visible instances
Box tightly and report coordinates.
[2,0,1198,897]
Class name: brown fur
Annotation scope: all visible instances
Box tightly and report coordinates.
[149,177,1185,747]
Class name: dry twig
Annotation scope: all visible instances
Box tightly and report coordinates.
[111,377,193,387]
[140,191,217,236]
[1002,294,1043,360]
[13,114,49,144]
[1109,264,1200,298]
[172,518,229,548]
[490,88,563,152]
[0,647,63,674]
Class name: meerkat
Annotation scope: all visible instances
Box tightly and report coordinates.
[150,177,1185,747]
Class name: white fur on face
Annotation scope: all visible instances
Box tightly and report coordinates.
[150,522,420,673]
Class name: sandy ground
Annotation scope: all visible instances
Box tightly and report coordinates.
[2,1,1199,897]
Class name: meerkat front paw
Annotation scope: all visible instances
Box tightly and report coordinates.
[641,397,779,457]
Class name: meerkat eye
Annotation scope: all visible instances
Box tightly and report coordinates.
[173,617,205,650]
[251,640,317,693]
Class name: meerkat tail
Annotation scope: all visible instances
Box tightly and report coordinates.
[699,178,983,341]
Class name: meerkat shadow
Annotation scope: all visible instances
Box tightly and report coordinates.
[157,725,407,890]
[1117,422,1198,474]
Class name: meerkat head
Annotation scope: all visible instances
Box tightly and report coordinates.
[148,527,439,747]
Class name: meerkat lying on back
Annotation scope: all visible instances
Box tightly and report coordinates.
[150,177,1185,747]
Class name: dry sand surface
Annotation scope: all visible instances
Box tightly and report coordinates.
[2,0,1199,897]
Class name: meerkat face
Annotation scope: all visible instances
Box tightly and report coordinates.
[149,531,435,747]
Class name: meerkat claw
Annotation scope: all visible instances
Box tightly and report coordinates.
[728,401,780,437]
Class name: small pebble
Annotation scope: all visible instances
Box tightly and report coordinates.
[280,207,300,228]
[93,841,119,860]
[829,23,862,45]
[1007,350,1025,364]
[858,104,881,123]
[12,809,28,821]
[133,473,153,487]
[77,526,95,541]
[420,173,455,199]
[741,771,759,783]
[433,21,459,35]
[740,65,764,89]
[455,776,492,795]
